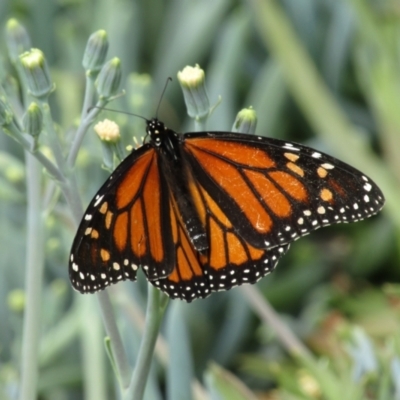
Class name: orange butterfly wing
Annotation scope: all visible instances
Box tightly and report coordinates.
[181,133,384,250]
[69,145,175,293]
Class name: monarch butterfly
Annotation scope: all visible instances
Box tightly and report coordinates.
[69,118,385,302]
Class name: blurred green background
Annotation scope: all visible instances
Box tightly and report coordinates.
[0,0,399,399]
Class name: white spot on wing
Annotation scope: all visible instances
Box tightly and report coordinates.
[364,183,372,192]
[113,262,120,271]
[321,163,334,170]
[94,195,104,207]
[283,143,300,151]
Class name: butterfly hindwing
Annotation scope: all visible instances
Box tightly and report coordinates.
[150,172,290,302]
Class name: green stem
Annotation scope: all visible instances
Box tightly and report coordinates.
[58,180,83,222]
[97,290,132,389]
[125,285,165,400]
[40,101,66,171]
[19,152,44,400]
[80,296,107,400]
[0,124,65,183]
[67,100,106,168]
[194,117,206,132]
[81,75,96,120]
[240,285,310,358]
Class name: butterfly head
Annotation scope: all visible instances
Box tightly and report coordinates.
[147,118,166,147]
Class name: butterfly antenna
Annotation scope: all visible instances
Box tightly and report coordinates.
[155,77,172,119]
[87,106,148,122]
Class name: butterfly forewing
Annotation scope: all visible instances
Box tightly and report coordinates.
[69,144,175,293]
[182,132,385,250]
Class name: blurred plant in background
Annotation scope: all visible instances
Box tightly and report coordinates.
[0,0,399,399]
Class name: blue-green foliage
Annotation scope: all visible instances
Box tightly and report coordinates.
[0,0,398,399]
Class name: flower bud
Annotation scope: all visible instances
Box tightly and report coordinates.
[22,102,43,138]
[5,19,32,63]
[19,49,54,99]
[94,119,121,143]
[94,119,122,170]
[232,107,257,134]
[177,64,210,119]
[82,30,109,75]
[96,57,122,99]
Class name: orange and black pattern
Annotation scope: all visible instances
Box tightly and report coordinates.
[69,119,385,301]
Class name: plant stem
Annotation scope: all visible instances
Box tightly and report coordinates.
[81,75,96,120]
[19,153,44,400]
[40,101,66,171]
[67,100,105,168]
[97,290,132,389]
[125,284,165,400]
[80,296,107,400]
[0,123,65,183]
[194,117,206,132]
[240,285,310,357]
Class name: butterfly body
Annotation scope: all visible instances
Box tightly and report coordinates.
[69,119,384,302]
[148,120,208,253]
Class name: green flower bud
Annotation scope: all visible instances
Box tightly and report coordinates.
[19,49,54,99]
[96,57,122,99]
[5,19,32,63]
[22,102,43,138]
[0,97,14,126]
[232,107,257,134]
[177,64,210,119]
[0,98,25,142]
[82,30,109,75]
